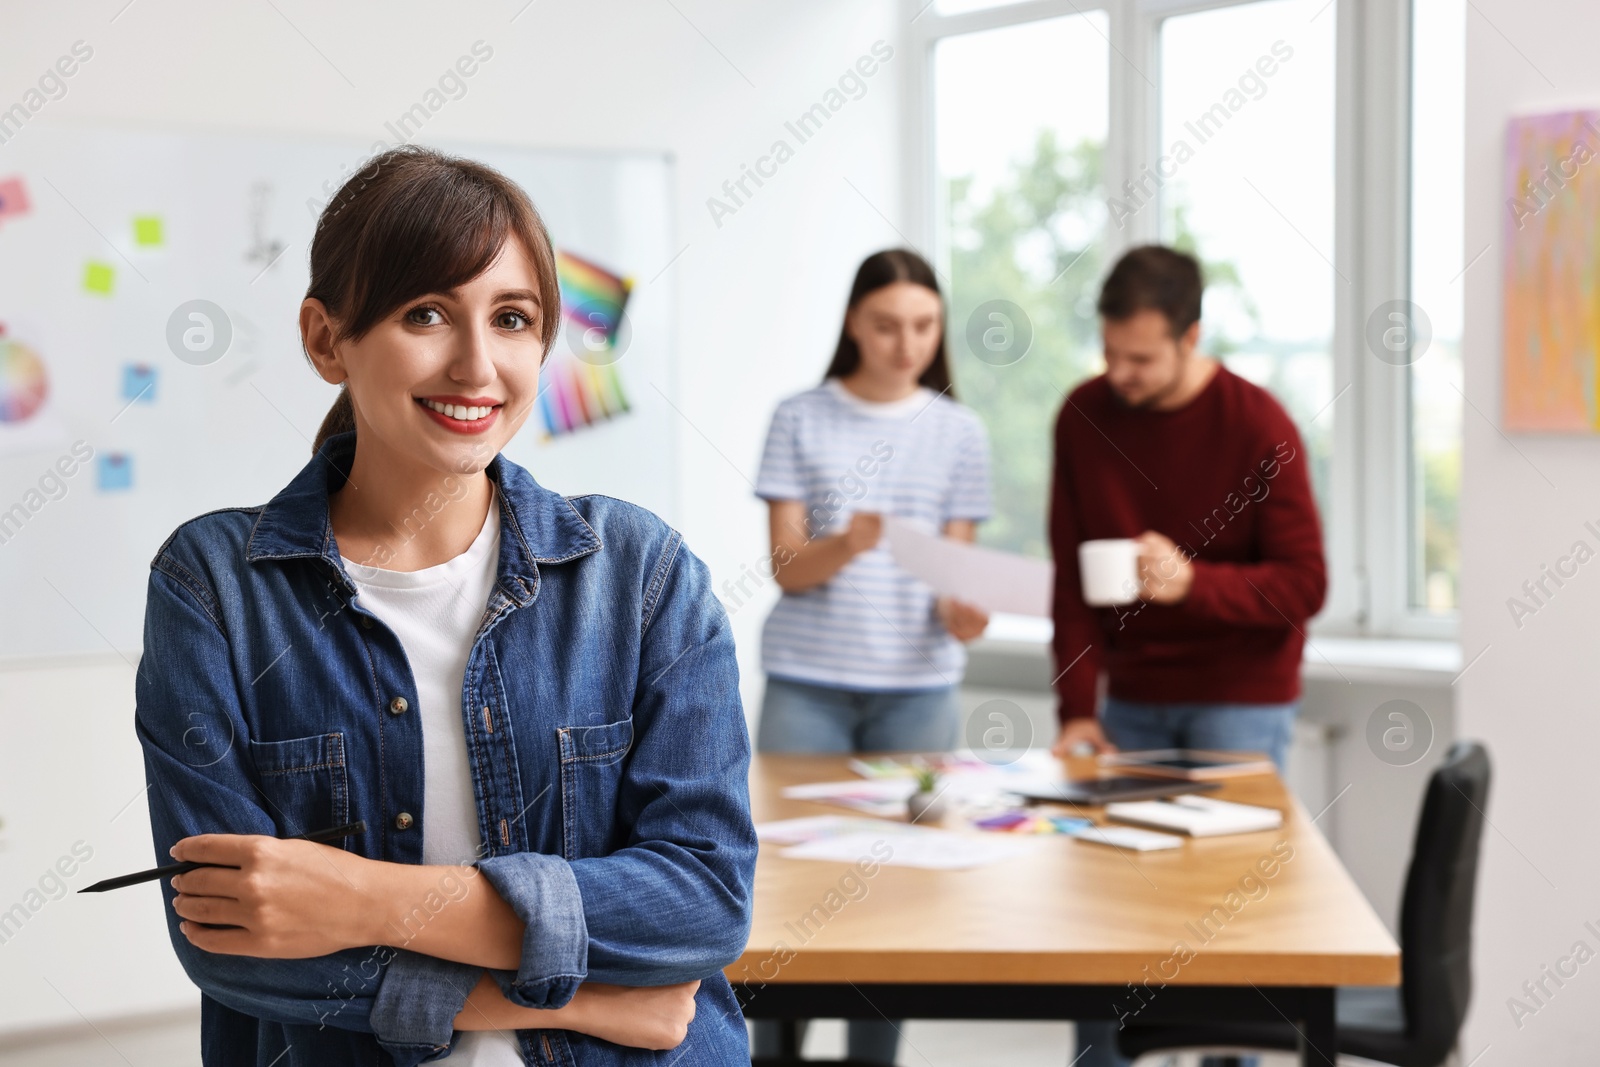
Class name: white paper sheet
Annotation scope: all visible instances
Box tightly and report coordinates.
[779,779,918,817]
[755,815,896,844]
[882,515,1055,617]
[780,758,1068,818]
[778,829,1034,870]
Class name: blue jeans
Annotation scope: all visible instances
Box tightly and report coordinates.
[750,674,960,1063]
[754,673,962,753]
[1073,697,1299,1067]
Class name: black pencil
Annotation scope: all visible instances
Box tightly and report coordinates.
[77,820,366,893]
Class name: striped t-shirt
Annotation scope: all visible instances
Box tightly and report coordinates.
[754,377,992,690]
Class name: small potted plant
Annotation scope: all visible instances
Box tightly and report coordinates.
[906,761,947,823]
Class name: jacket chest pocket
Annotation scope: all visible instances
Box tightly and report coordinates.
[556,718,633,861]
[248,732,351,837]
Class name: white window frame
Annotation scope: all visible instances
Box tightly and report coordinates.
[904,0,1455,641]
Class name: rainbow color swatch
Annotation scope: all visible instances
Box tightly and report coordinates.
[0,336,49,423]
[539,250,635,440]
[556,249,632,343]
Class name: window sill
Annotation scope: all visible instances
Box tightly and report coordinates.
[966,614,1462,690]
[1296,635,1461,686]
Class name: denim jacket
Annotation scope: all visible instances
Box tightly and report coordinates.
[134,430,757,1066]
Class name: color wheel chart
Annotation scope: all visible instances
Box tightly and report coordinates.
[0,333,49,424]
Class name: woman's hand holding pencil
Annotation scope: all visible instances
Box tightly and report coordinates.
[167,830,382,959]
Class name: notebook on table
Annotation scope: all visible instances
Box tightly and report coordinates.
[1104,795,1284,837]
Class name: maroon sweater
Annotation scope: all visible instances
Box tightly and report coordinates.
[1049,365,1326,723]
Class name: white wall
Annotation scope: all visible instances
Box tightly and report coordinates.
[0,0,908,1032]
[1461,2,1600,1060]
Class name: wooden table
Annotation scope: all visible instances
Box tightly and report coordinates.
[727,754,1400,1067]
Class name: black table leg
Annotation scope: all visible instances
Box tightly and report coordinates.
[740,981,1344,1065]
[776,1019,801,1057]
[1298,987,1336,1067]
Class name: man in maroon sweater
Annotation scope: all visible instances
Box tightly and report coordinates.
[1048,245,1326,766]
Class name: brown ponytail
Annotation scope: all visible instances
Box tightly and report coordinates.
[304,144,564,455]
[313,385,357,453]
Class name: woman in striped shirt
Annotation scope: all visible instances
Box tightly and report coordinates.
[749,248,994,1064]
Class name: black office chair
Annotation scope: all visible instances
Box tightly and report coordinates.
[1116,740,1490,1067]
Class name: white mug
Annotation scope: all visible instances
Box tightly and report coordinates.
[1078,538,1142,606]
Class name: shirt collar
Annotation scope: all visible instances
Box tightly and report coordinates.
[245,430,602,603]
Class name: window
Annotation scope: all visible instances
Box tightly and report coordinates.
[1408,0,1464,615]
[933,13,1110,558]
[1157,0,1338,530]
[909,0,1457,640]
[931,0,1032,13]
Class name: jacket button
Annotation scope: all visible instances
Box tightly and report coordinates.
[395,812,414,830]
[389,696,408,715]
[360,616,373,629]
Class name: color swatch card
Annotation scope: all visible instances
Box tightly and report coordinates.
[538,248,635,440]
[556,248,632,343]
[972,810,1093,835]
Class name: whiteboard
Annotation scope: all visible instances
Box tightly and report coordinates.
[0,124,676,659]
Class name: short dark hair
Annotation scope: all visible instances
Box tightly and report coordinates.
[304,145,563,455]
[1096,244,1203,339]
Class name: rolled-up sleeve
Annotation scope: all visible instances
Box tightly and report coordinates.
[369,949,483,1062]
[472,529,757,1000]
[572,532,757,983]
[136,557,479,1067]
[467,851,588,1009]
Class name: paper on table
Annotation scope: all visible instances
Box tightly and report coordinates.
[755,815,899,844]
[779,828,1034,870]
[782,760,1067,818]
[780,778,917,817]
[1104,796,1283,837]
[1071,825,1184,851]
[882,515,1055,617]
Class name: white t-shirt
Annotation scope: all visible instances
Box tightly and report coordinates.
[340,483,524,1066]
[753,377,992,689]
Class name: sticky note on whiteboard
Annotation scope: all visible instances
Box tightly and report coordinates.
[133,215,164,247]
[83,261,114,295]
[97,453,133,491]
[0,176,30,223]
[122,364,157,403]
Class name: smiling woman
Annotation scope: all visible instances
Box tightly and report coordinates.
[300,148,558,463]
[134,145,758,1067]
